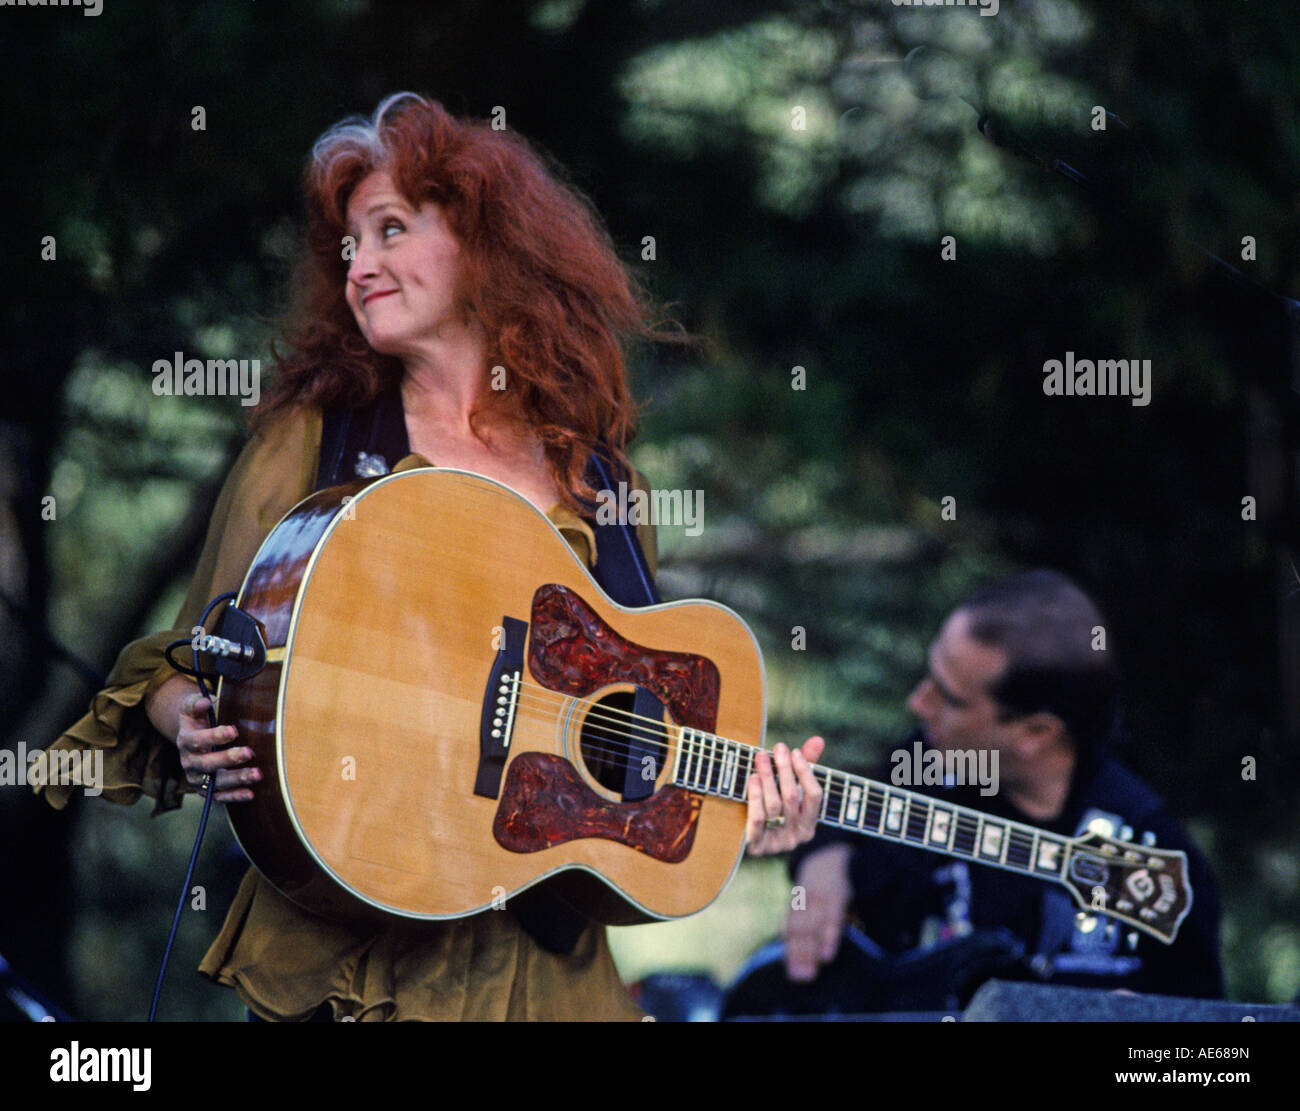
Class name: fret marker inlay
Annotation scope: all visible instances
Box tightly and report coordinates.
[929,809,951,846]
[846,784,863,825]
[981,825,1003,858]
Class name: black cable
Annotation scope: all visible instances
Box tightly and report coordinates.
[147,591,237,1022]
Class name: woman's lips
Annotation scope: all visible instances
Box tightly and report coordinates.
[362,289,397,306]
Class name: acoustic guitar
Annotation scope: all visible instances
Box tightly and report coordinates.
[213,468,1191,943]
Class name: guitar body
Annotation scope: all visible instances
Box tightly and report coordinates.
[216,467,763,926]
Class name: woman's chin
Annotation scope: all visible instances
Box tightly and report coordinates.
[360,332,411,360]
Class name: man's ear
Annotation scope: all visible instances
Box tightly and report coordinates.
[1010,711,1068,758]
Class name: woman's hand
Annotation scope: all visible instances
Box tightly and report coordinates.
[175,691,260,802]
[744,736,825,856]
[147,676,260,803]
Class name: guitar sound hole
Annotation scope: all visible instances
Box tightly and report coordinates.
[579,690,638,794]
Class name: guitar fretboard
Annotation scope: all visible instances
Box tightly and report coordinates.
[670,728,1072,883]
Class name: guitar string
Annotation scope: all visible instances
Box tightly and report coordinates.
[499,686,1172,912]
[495,667,1142,867]
[512,691,1164,935]
[503,683,1050,854]
[492,688,1163,918]
[507,682,1046,849]
[499,682,1155,873]
[505,701,1109,895]
[505,690,1174,923]
[506,681,997,815]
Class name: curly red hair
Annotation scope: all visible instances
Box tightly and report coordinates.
[256,93,675,506]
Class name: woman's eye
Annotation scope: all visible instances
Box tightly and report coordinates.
[381,220,404,239]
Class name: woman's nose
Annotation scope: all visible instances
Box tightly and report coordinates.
[346,237,379,288]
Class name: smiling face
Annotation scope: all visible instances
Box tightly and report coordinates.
[343,169,466,359]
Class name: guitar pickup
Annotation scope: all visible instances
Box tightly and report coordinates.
[475,616,527,799]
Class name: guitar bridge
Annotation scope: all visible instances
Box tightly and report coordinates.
[475,616,527,799]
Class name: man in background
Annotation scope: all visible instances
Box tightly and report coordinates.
[783,569,1222,1005]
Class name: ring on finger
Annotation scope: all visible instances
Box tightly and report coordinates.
[764,815,786,829]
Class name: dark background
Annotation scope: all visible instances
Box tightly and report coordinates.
[2,0,1298,1018]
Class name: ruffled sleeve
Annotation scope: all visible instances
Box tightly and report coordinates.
[39,406,323,814]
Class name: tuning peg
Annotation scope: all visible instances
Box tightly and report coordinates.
[1141,831,1156,847]
[1119,824,1134,842]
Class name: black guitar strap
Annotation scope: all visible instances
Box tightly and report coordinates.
[315,385,660,955]
[315,381,410,490]
[582,450,663,607]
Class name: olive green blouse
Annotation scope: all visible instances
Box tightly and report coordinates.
[41,404,653,1021]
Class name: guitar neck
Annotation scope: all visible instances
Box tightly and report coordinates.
[671,729,1072,887]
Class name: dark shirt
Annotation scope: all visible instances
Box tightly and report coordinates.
[790,736,1223,1000]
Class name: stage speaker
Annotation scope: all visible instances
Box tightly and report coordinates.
[963,980,1300,1021]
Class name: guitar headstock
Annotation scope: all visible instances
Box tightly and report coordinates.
[1062,830,1191,945]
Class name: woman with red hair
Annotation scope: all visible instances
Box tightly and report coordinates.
[46,94,824,1020]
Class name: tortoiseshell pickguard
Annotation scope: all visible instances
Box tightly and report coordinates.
[493,752,702,861]
[527,583,720,731]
